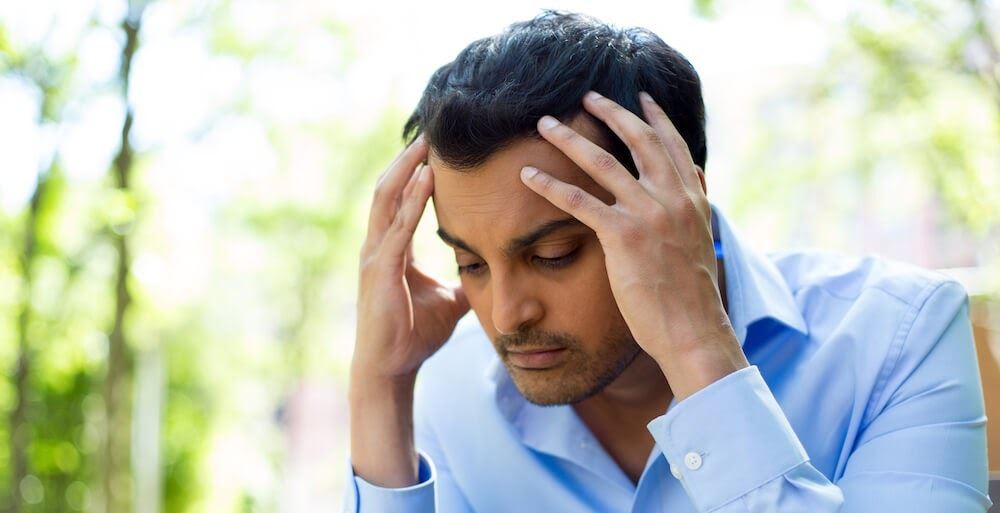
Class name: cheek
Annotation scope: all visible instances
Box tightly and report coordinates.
[548,252,621,327]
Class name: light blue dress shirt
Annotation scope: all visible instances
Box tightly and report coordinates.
[344,203,993,512]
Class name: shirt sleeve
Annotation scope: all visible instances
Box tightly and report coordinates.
[646,280,993,512]
[342,449,436,513]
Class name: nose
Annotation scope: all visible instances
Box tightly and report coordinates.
[491,270,543,335]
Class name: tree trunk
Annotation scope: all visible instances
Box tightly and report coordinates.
[101,4,145,512]
[8,166,50,513]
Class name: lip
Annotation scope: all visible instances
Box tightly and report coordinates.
[507,348,567,369]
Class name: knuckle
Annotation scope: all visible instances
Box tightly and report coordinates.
[682,197,702,222]
[358,254,381,282]
[591,151,619,172]
[668,135,692,157]
[672,196,700,225]
[565,187,588,209]
[649,205,672,231]
[641,127,663,147]
[390,208,409,231]
[617,219,646,248]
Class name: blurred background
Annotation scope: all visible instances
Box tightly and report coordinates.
[0,0,997,511]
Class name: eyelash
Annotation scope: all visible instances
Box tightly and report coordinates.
[457,248,580,276]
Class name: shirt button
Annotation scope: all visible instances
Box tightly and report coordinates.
[684,452,703,470]
[669,463,683,480]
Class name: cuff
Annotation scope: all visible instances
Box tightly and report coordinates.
[648,365,809,512]
[343,449,436,513]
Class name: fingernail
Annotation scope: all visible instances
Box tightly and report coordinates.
[419,165,430,181]
[640,91,654,103]
[521,166,539,180]
[585,90,602,101]
[538,116,559,130]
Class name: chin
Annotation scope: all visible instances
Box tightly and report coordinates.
[507,365,607,406]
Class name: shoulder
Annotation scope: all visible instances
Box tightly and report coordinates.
[767,249,971,423]
[768,248,968,322]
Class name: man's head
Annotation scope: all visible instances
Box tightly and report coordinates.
[409,11,706,406]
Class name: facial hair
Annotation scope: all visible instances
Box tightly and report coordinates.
[494,319,641,406]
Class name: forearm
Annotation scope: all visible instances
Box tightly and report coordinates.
[349,365,420,488]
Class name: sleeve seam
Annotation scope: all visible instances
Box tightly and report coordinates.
[860,279,963,429]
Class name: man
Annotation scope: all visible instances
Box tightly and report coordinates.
[346,11,993,513]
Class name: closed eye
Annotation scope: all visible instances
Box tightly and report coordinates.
[457,247,581,276]
[533,250,579,270]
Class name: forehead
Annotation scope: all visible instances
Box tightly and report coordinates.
[430,116,614,255]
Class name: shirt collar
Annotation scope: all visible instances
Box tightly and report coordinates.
[711,202,809,345]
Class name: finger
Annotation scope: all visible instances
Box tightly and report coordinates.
[367,135,428,239]
[404,237,418,276]
[382,164,434,259]
[371,162,424,257]
[638,91,700,192]
[581,90,683,192]
[519,165,610,232]
[535,115,648,205]
[401,164,433,269]
[400,163,425,208]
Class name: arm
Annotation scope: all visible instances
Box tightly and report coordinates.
[646,281,992,512]
[344,134,470,512]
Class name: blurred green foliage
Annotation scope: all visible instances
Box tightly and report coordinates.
[0,0,406,511]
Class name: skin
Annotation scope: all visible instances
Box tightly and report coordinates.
[350,91,749,488]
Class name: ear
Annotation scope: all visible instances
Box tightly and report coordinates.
[695,165,707,195]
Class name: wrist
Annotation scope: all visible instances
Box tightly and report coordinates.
[348,362,420,488]
[349,362,417,406]
[652,328,749,402]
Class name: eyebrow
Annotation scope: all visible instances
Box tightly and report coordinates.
[436,217,585,258]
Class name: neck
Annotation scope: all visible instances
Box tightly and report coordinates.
[571,350,673,428]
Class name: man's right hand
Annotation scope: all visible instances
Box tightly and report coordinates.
[353,134,470,381]
[349,134,470,488]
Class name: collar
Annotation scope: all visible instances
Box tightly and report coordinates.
[710,202,809,345]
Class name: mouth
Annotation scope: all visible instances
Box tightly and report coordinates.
[506,347,568,369]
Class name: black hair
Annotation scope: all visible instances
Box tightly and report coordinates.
[403,10,707,177]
